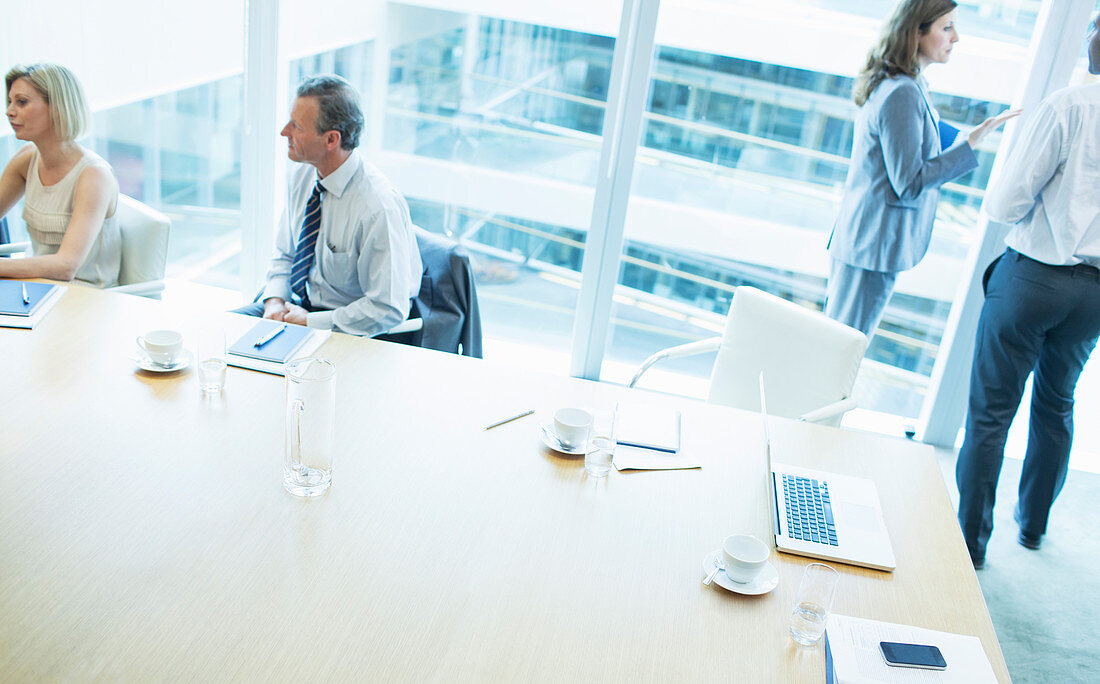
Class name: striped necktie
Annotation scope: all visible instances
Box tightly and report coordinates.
[290,180,325,307]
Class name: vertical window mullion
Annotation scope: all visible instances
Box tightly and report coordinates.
[240,0,285,298]
[570,0,661,380]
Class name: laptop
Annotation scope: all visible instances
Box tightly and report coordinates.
[759,374,896,571]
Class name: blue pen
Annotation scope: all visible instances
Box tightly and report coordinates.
[254,323,286,348]
[21,283,30,305]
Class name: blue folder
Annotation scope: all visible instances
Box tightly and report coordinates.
[0,281,58,316]
[938,121,960,149]
[228,321,312,363]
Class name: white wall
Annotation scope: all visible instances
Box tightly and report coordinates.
[281,0,386,60]
[2,0,393,111]
[3,0,245,111]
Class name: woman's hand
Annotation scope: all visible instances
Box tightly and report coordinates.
[967,109,1022,148]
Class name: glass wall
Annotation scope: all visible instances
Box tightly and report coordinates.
[0,0,245,289]
[93,77,245,289]
[386,15,616,372]
[0,0,1078,428]
[598,0,1039,417]
[276,2,623,374]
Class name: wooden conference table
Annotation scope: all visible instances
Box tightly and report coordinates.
[0,285,1008,682]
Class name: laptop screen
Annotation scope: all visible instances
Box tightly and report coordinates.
[759,373,780,537]
[759,372,772,474]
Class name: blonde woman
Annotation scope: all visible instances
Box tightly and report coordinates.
[0,63,120,287]
[824,0,1018,336]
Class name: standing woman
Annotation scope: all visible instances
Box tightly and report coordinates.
[0,63,120,287]
[825,0,1018,336]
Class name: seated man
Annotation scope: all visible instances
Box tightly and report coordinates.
[237,74,421,335]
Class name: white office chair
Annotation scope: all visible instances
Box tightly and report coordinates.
[0,194,170,298]
[110,194,170,298]
[629,286,868,426]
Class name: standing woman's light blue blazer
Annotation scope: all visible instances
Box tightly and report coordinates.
[827,74,978,272]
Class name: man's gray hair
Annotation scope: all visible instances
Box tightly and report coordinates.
[297,74,363,151]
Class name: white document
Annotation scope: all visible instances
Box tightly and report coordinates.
[827,614,996,684]
[225,317,332,376]
[0,285,65,329]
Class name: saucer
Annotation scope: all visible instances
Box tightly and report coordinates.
[703,551,778,595]
[131,349,192,373]
[539,421,585,455]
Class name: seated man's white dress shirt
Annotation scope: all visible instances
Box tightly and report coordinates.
[261,150,422,336]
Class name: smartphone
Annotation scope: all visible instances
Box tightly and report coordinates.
[879,641,947,670]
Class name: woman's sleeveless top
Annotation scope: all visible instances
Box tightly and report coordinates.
[23,147,121,288]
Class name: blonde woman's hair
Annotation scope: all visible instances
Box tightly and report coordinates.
[5,63,90,141]
[853,0,957,106]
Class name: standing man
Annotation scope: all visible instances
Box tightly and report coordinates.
[238,74,421,336]
[956,16,1100,569]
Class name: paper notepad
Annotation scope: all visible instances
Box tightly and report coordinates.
[611,403,697,471]
[0,283,64,329]
[612,445,701,471]
[0,281,58,316]
[224,318,331,376]
[825,613,996,683]
[228,321,313,363]
[614,402,681,453]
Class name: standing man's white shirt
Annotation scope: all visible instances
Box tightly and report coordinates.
[986,82,1100,266]
[262,150,422,336]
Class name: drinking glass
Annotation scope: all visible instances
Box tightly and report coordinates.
[284,358,336,497]
[788,563,839,646]
[585,436,615,477]
[197,328,227,394]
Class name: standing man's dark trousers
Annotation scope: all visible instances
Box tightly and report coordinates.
[956,249,1100,564]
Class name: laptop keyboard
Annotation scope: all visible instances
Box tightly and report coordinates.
[781,474,839,546]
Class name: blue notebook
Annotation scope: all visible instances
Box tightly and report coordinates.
[0,281,58,316]
[228,321,313,363]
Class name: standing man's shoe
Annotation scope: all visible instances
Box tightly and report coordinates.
[1017,530,1042,550]
[1014,505,1043,550]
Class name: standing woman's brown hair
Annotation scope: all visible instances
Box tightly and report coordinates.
[853,0,958,105]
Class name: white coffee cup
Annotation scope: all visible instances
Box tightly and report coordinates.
[721,534,770,584]
[137,329,184,366]
[553,408,592,450]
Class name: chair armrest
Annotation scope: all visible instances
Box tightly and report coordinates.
[0,241,31,256]
[798,398,858,424]
[385,317,423,335]
[107,280,166,298]
[628,336,722,388]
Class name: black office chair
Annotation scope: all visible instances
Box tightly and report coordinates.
[378,227,483,358]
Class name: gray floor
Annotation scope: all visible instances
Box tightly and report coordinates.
[935,449,1100,682]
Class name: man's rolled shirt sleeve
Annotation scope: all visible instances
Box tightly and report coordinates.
[984,100,1066,226]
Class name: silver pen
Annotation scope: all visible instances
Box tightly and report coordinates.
[21,283,30,305]
[483,409,535,431]
[254,323,287,348]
